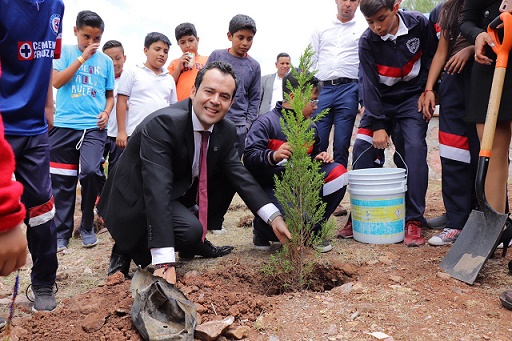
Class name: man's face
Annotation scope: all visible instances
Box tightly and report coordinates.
[144,41,169,72]
[190,69,236,129]
[335,0,360,23]
[227,29,254,57]
[364,5,398,37]
[275,57,291,78]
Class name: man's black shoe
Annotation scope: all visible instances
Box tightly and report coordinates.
[179,239,233,259]
[500,291,512,310]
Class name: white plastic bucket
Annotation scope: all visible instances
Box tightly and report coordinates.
[348,168,407,244]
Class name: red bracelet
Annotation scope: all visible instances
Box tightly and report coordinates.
[423,89,435,95]
[155,262,176,274]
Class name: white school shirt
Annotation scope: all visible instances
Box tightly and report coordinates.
[117,63,177,136]
[310,10,367,81]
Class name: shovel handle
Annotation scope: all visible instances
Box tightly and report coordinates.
[480,12,512,156]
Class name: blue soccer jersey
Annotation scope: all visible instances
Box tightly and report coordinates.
[0,0,64,136]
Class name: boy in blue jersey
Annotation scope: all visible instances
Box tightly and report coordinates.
[0,0,64,312]
[348,0,436,246]
[50,10,115,252]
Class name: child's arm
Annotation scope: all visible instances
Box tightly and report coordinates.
[420,32,449,120]
[116,94,129,148]
[358,39,390,149]
[53,43,100,88]
[97,90,114,130]
[246,66,262,129]
[45,72,55,129]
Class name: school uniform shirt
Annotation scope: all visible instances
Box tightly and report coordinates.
[309,9,367,81]
[53,45,115,130]
[107,75,121,138]
[117,64,177,136]
[0,0,64,136]
[358,10,437,131]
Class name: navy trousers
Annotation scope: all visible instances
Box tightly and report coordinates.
[6,133,58,286]
[353,95,429,226]
[49,127,107,243]
[438,66,479,229]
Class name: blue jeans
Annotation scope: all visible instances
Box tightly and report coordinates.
[314,82,359,167]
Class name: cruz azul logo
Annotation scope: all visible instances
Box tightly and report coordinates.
[18,41,57,60]
[50,14,61,36]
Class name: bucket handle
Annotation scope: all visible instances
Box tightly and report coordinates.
[352,144,409,177]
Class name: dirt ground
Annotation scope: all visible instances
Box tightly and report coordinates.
[1,117,512,340]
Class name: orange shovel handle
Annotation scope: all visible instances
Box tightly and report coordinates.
[487,12,512,68]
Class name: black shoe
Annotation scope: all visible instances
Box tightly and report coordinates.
[499,218,512,257]
[107,250,132,279]
[179,239,233,259]
[500,291,512,310]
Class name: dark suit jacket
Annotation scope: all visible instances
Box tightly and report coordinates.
[259,73,276,116]
[98,99,270,251]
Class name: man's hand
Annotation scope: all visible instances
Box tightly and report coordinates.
[97,111,108,130]
[372,129,390,149]
[273,142,292,163]
[153,266,176,284]
[271,215,292,244]
[116,131,128,148]
[0,223,27,276]
[315,152,334,163]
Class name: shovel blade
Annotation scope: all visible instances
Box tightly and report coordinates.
[439,209,507,284]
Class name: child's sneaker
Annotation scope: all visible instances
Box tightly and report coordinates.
[315,239,333,253]
[404,220,425,247]
[428,228,461,246]
[253,231,271,251]
[80,228,98,248]
[337,220,353,239]
[29,284,57,312]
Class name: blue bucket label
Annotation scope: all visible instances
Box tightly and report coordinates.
[350,196,405,235]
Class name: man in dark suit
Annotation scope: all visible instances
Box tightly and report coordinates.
[98,61,291,284]
[259,53,291,116]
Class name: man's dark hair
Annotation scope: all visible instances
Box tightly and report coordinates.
[76,10,104,31]
[102,40,124,53]
[282,69,320,97]
[276,52,290,61]
[175,22,198,41]
[228,14,257,35]
[360,0,395,17]
[194,61,238,97]
[144,32,172,49]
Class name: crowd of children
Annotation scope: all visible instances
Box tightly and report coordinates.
[3,0,512,313]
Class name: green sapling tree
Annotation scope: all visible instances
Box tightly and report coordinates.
[262,46,336,292]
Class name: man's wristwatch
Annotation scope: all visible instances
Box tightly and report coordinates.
[267,211,282,225]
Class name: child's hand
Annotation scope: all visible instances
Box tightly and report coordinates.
[82,43,100,61]
[117,131,128,148]
[179,53,192,70]
[273,142,292,163]
[0,223,27,276]
[420,92,435,123]
[315,152,333,163]
[372,129,390,149]
[444,46,474,74]
[97,111,108,130]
